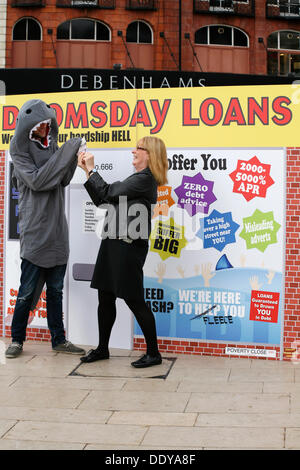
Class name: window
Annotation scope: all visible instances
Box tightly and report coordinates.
[267,30,300,75]
[13,18,42,41]
[195,26,208,45]
[57,19,110,41]
[210,26,232,45]
[12,18,42,68]
[123,20,154,69]
[267,30,300,50]
[56,18,111,68]
[279,0,300,16]
[234,28,248,47]
[126,21,152,44]
[195,25,248,47]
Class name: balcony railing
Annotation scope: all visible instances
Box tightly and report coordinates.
[193,0,255,16]
[11,0,45,6]
[266,0,300,19]
[126,0,158,10]
[56,0,115,7]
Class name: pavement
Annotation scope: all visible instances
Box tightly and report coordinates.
[0,337,299,450]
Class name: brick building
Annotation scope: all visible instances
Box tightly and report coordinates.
[0,0,7,68]
[4,0,300,75]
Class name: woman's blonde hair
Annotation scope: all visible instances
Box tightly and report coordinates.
[141,136,168,186]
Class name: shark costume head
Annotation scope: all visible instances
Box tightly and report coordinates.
[10,99,59,168]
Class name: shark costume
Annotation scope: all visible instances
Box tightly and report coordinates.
[5,99,86,358]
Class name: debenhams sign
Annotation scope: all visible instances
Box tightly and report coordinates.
[0,69,292,95]
[59,70,292,91]
[60,72,206,90]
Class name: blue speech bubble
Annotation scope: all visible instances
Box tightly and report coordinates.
[197,209,240,252]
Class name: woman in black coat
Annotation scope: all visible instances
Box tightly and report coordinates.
[78,136,168,368]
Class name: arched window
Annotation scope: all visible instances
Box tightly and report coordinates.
[267,30,300,50]
[57,18,110,41]
[126,20,153,44]
[12,18,42,67]
[195,25,248,47]
[56,18,111,68]
[13,17,42,41]
[267,30,300,75]
[193,25,249,73]
[124,20,154,69]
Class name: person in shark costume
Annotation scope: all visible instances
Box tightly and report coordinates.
[5,99,86,358]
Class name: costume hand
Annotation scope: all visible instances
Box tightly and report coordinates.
[77,151,87,171]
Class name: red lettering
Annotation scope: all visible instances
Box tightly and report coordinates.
[90,101,107,128]
[150,99,171,134]
[272,96,292,125]
[223,98,246,125]
[182,99,199,126]
[130,100,152,127]
[248,97,269,125]
[110,101,130,127]
[200,98,223,126]
[65,102,88,129]
[2,106,19,130]
[49,103,63,127]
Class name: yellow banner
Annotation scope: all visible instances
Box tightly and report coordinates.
[1,84,300,149]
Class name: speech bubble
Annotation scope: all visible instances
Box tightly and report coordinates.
[229,155,274,202]
[150,217,188,261]
[197,209,240,252]
[239,209,281,253]
[174,172,217,216]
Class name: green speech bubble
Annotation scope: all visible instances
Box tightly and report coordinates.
[239,209,281,253]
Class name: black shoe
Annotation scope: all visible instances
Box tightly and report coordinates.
[80,348,109,363]
[131,353,162,368]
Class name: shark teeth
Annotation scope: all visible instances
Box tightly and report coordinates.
[29,119,51,148]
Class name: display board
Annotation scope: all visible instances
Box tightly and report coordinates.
[2,83,297,354]
[140,147,285,347]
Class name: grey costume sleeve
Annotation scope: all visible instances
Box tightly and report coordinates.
[61,156,78,187]
[84,171,153,207]
[12,138,81,192]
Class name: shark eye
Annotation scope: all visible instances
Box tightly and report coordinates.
[46,104,51,108]
[26,109,32,114]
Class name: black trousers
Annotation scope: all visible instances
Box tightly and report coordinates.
[97,290,159,356]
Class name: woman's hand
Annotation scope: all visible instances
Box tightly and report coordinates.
[77,151,95,179]
[83,152,95,173]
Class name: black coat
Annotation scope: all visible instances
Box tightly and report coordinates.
[84,167,158,300]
